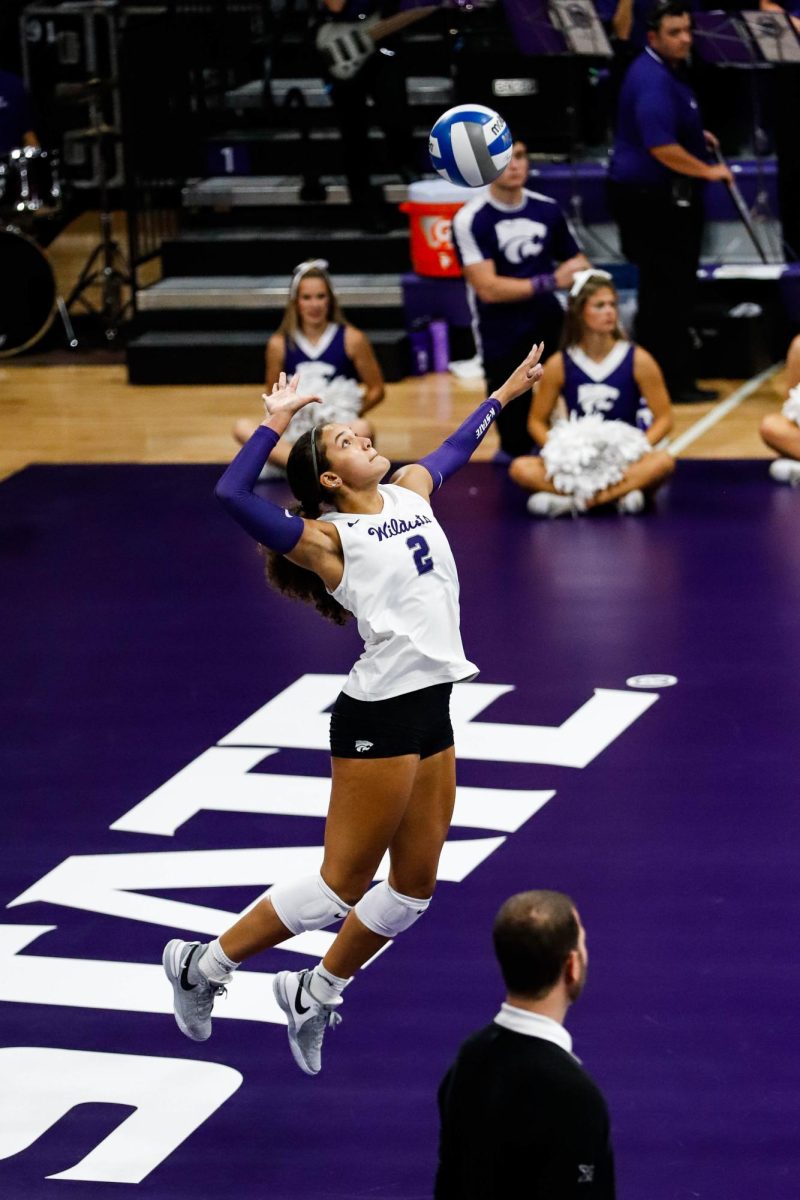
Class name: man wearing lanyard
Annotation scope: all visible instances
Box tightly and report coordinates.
[608,0,731,404]
[758,0,800,261]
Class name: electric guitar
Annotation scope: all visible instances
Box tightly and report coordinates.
[316,5,438,81]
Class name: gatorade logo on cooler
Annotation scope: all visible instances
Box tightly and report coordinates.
[421,215,454,250]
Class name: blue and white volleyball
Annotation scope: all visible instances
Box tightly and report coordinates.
[428,104,513,188]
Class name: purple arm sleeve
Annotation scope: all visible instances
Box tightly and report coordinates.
[214,425,305,553]
[417,397,502,490]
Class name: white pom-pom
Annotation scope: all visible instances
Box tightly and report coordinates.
[781,384,800,427]
[541,414,651,506]
[287,376,364,440]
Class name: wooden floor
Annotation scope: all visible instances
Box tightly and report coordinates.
[0,361,787,483]
[0,213,790,482]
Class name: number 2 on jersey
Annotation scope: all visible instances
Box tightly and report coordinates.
[407,534,434,576]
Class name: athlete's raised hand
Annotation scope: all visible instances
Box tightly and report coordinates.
[494,341,545,407]
[262,372,322,420]
[524,341,545,383]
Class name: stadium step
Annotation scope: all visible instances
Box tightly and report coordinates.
[137,273,404,311]
[182,175,412,209]
[126,328,410,385]
[226,74,453,112]
[161,226,412,277]
[134,273,407,334]
[203,124,432,176]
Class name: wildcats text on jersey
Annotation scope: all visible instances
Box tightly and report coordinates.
[367,513,433,542]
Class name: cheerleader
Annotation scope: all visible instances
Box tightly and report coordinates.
[509,270,674,516]
[233,259,385,476]
[163,345,545,1077]
[760,334,800,484]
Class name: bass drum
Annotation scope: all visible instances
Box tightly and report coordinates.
[0,226,57,357]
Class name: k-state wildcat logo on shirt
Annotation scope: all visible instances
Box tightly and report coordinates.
[496,218,548,264]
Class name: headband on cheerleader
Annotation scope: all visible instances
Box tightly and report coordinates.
[569,268,613,298]
[290,258,330,296]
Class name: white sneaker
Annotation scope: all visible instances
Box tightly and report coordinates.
[526,491,577,519]
[769,458,800,485]
[162,939,229,1042]
[273,969,343,1076]
[616,489,645,514]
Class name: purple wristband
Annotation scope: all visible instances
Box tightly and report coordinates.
[531,273,557,295]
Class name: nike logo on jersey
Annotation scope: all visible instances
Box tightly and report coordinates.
[180,945,199,991]
[294,973,311,1014]
[347,520,358,527]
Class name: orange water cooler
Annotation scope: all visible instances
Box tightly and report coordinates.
[400,180,487,277]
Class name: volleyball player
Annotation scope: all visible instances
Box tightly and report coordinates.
[163,343,545,1076]
[509,270,674,516]
[233,259,385,477]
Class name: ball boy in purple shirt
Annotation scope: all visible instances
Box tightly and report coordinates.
[452,141,589,457]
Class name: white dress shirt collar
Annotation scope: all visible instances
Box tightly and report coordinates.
[493,1003,575,1058]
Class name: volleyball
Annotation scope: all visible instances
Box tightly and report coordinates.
[428,105,513,188]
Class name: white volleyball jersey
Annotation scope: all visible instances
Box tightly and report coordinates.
[321,483,478,701]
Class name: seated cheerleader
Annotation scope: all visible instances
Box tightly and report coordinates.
[509,269,675,517]
[759,333,800,485]
[233,258,385,478]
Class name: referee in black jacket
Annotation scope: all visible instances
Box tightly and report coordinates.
[435,890,615,1199]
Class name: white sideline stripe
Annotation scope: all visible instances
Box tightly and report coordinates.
[667,362,781,456]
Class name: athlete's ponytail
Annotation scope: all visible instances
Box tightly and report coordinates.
[263,427,350,625]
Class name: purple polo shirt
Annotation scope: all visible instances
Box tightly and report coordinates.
[609,48,707,187]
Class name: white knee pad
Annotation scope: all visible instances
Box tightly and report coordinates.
[354,881,431,939]
[268,874,352,936]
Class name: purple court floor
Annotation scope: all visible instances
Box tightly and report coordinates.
[2,460,799,1198]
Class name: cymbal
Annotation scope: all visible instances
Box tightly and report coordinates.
[68,125,121,140]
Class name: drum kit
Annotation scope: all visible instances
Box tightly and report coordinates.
[0,144,68,357]
[0,80,132,358]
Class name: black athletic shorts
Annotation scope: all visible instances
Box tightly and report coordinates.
[329,682,454,759]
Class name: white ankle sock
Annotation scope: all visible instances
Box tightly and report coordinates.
[197,939,239,984]
[307,963,352,1005]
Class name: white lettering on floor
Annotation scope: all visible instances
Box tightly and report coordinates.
[2,673,666,1181]
[0,1046,242,1183]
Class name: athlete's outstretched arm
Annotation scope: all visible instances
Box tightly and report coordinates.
[393,342,544,497]
[215,423,305,550]
[215,375,342,583]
